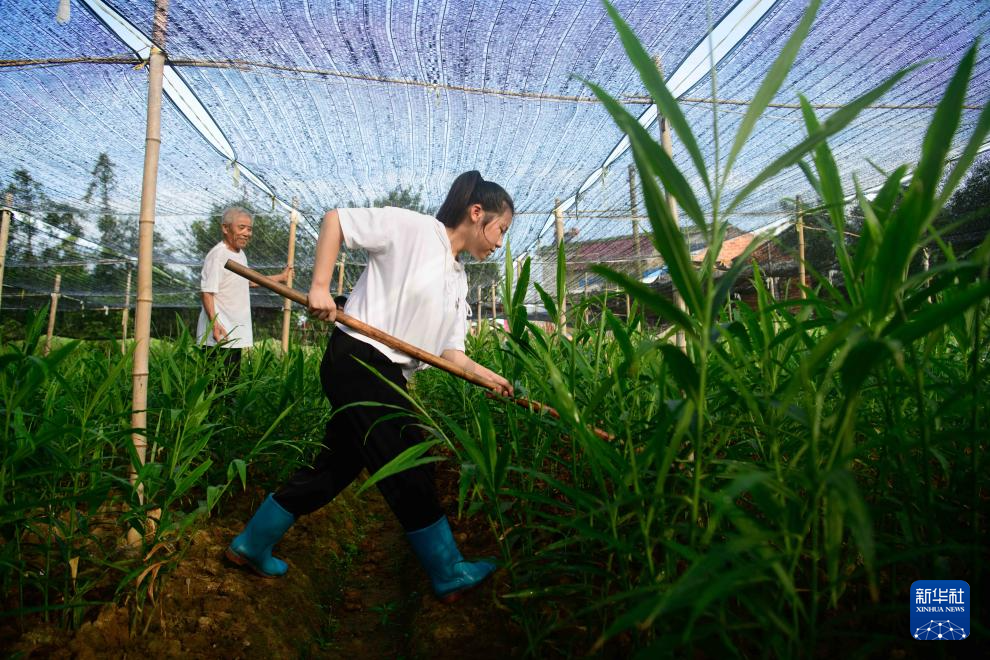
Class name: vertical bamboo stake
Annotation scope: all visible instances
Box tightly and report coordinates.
[583,280,589,325]
[44,273,61,355]
[0,193,12,313]
[476,285,482,334]
[554,198,566,330]
[796,195,806,299]
[490,282,496,322]
[281,200,299,354]
[120,269,131,354]
[628,164,642,281]
[658,57,686,349]
[129,0,169,547]
[336,253,346,295]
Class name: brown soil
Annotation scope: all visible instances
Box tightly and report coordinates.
[2,462,524,659]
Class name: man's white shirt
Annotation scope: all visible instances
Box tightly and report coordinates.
[197,242,253,348]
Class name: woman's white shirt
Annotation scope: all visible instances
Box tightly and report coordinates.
[337,207,468,380]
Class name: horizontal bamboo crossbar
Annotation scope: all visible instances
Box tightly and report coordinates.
[0,57,980,111]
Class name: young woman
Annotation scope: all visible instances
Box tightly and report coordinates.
[227,171,514,603]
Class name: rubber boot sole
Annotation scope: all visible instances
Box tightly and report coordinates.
[436,570,496,604]
[224,546,282,579]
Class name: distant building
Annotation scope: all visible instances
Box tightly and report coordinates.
[537,224,759,294]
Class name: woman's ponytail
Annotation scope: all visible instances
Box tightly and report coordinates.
[436,171,514,228]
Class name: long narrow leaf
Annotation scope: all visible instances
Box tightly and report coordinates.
[722,0,821,186]
[727,63,921,215]
[601,0,712,196]
[581,77,707,232]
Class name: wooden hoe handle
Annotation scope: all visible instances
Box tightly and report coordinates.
[225,259,614,441]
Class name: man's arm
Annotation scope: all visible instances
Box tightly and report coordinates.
[201,292,227,342]
[246,267,292,288]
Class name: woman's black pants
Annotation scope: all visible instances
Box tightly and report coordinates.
[273,330,443,531]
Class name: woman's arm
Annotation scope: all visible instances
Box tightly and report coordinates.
[308,210,344,321]
[440,349,514,397]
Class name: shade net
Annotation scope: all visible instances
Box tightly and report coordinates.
[0,0,988,312]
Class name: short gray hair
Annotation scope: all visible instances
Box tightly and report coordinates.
[221,206,252,226]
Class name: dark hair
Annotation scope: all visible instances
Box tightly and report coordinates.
[435,171,514,228]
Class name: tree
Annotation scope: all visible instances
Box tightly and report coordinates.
[39,201,90,289]
[362,185,429,214]
[188,201,292,261]
[938,157,990,252]
[3,169,45,262]
[83,153,130,282]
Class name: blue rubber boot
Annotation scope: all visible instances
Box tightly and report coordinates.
[406,516,496,603]
[225,494,295,578]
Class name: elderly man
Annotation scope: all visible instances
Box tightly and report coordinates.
[197,206,290,380]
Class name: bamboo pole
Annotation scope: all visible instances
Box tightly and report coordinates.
[490,282,497,322]
[657,57,686,349]
[476,285,482,334]
[225,259,615,442]
[120,269,131,354]
[336,253,346,295]
[554,197,566,329]
[129,0,169,547]
[628,164,642,281]
[44,273,61,355]
[582,280,589,325]
[280,201,299,354]
[796,195,806,299]
[0,193,12,313]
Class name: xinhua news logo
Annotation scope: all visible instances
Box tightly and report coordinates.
[910,580,969,641]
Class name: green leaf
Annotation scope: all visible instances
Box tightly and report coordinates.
[206,484,223,513]
[938,93,990,209]
[914,43,977,212]
[866,45,977,314]
[827,469,878,603]
[533,282,558,324]
[722,0,821,188]
[357,439,445,495]
[604,310,636,379]
[727,63,921,216]
[799,96,844,231]
[657,344,699,400]
[797,159,822,199]
[886,281,990,346]
[839,337,896,394]
[232,458,247,489]
[580,77,707,234]
[171,460,212,500]
[601,0,711,196]
[590,265,697,340]
[711,233,769,316]
[798,96,857,302]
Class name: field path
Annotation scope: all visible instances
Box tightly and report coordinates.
[5,465,521,658]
